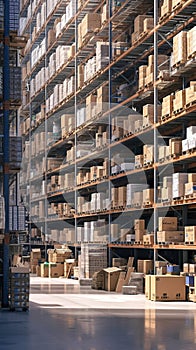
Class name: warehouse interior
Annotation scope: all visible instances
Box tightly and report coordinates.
[1,0,196,341]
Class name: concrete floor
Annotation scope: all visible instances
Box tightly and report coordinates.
[0,277,196,350]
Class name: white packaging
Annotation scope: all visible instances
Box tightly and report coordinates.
[182,139,189,152]
[187,126,196,139]
[172,173,188,199]
[188,134,196,150]
[127,184,149,206]
[120,163,135,171]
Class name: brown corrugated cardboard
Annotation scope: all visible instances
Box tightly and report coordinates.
[150,275,186,301]
[103,267,122,291]
[158,217,177,231]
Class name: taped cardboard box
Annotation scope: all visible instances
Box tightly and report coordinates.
[157,230,184,243]
[185,226,196,243]
[103,267,122,291]
[150,275,186,301]
[158,217,177,231]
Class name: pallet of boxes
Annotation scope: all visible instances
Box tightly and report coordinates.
[9,266,30,311]
[42,245,73,278]
[92,256,145,295]
[30,249,44,274]
[183,260,196,302]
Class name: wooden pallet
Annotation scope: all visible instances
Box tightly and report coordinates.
[161,114,171,122]
[132,203,142,208]
[143,161,153,168]
[185,101,196,109]
[173,108,184,115]
[184,193,196,202]
[173,197,184,204]
[161,200,172,206]
[184,241,195,245]
[169,153,181,160]
[143,201,153,208]
[143,123,152,129]
[172,0,185,12]
[159,12,171,23]
[135,164,143,169]
[187,51,196,60]
[134,241,143,245]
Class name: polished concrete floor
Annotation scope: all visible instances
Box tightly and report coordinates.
[0,277,196,350]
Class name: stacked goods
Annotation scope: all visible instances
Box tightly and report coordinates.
[155,261,167,275]
[171,31,187,68]
[184,174,196,197]
[127,183,149,206]
[112,116,127,140]
[40,263,49,277]
[96,85,109,115]
[92,270,105,290]
[103,267,122,291]
[185,226,196,244]
[111,186,127,208]
[96,129,109,148]
[142,104,162,127]
[79,243,107,279]
[134,219,146,243]
[161,94,174,118]
[131,15,153,43]
[172,173,188,199]
[187,26,196,59]
[185,82,196,107]
[157,217,184,243]
[137,260,153,274]
[9,267,30,311]
[169,137,182,157]
[143,233,154,245]
[49,263,64,278]
[161,176,173,202]
[135,155,143,168]
[143,144,154,165]
[173,89,186,114]
[64,259,76,278]
[86,93,97,120]
[138,65,147,90]
[30,249,41,274]
[78,13,101,48]
[167,264,180,275]
[146,275,186,301]
[143,189,154,206]
[144,55,169,86]
[112,258,127,268]
[183,263,196,274]
[160,0,173,20]
[124,272,144,294]
[158,145,170,162]
[182,126,196,153]
[47,246,72,263]
[111,223,120,242]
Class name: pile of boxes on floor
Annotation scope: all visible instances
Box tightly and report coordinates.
[146,261,196,302]
[31,246,76,278]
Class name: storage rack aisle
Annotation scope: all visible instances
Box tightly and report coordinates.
[0,0,27,307]
[20,0,196,284]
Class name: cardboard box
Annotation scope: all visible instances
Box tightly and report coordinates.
[135,155,143,168]
[145,275,151,299]
[188,174,196,183]
[158,217,177,231]
[112,258,127,268]
[150,275,186,301]
[48,263,64,278]
[183,263,189,273]
[189,264,196,274]
[118,186,127,207]
[134,219,145,231]
[103,267,122,291]
[143,189,154,204]
[169,138,182,156]
[81,13,101,41]
[185,226,196,243]
[185,182,196,196]
[40,263,49,277]
[143,234,154,245]
[157,230,184,243]
[172,173,188,198]
[135,229,146,242]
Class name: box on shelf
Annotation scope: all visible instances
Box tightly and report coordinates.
[157,230,184,243]
[185,182,196,196]
[135,155,143,168]
[161,94,174,117]
[172,173,188,199]
[187,26,196,59]
[169,137,182,156]
[172,31,187,68]
[143,145,154,164]
[185,226,196,244]
[143,234,154,245]
[137,260,153,274]
[160,0,173,19]
[158,217,177,231]
[143,189,154,205]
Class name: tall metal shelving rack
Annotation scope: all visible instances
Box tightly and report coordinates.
[0,0,26,307]
[20,0,196,272]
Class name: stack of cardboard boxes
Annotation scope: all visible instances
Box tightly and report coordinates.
[30,249,43,273]
[182,126,196,154]
[131,15,153,43]
[157,217,184,244]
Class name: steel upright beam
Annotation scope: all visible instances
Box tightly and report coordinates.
[153,0,158,273]
[2,0,10,308]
